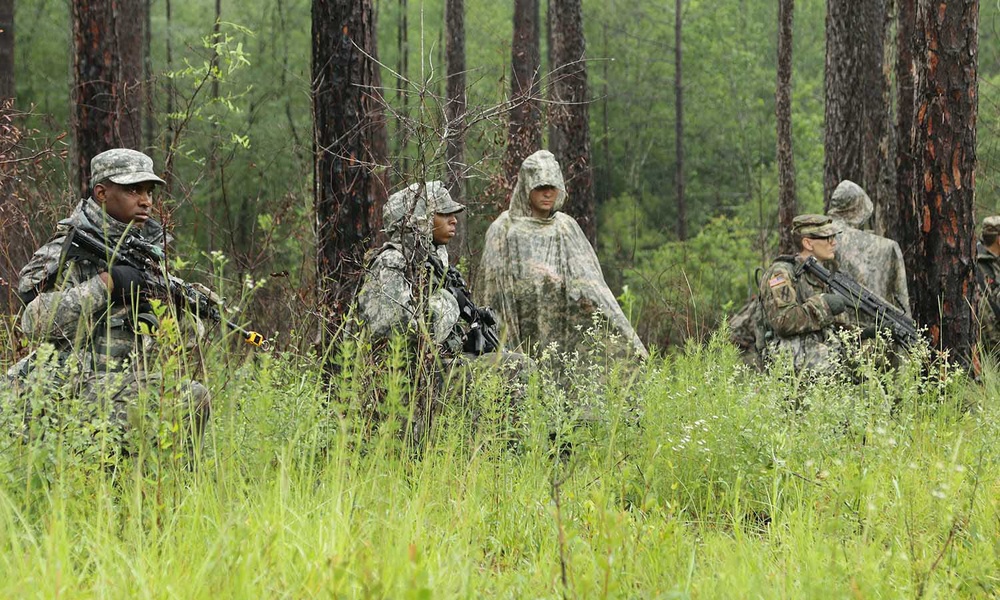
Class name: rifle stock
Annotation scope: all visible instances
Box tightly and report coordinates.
[798,256,920,349]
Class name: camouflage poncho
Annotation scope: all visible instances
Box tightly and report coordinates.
[828,180,911,315]
[478,150,646,358]
[975,242,1000,355]
[357,181,463,351]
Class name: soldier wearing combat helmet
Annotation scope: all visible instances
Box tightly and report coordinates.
[755,214,854,374]
[8,148,210,451]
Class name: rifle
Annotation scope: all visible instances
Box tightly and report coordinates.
[64,226,268,349]
[797,256,920,349]
[426,254,500,355]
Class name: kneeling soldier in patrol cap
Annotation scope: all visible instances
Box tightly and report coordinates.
[756,214,855,374]
[976,216,1000,358]
[7,148,210,453]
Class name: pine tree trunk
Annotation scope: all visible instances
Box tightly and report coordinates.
[0,0,13,100]
[899,0,979,366]
[673,0,685,241]
[547,0,595,243]
[444,0,468,266]
[502,0,541,188]
[823,0,892,218]
[890,0,917,244]
[312,0,389,323]
[72,0,146,198]
[776,0,797,255]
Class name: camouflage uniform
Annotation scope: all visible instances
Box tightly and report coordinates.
[975,217,1000,356]
[357,181,466,353]
[7,149,209,441]
[757,216,849,374]
[828,180,911,315]
[357,181,532,441]
[478,150,647,359]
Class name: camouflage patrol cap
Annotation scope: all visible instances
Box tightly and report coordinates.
[983,216,1000,237]
[90,149,166,188]
[792,214,841,238]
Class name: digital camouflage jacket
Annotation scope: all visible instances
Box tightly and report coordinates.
[15,197,169,373]
[357,182,463,353]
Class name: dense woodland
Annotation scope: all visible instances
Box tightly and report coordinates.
[2,0,1000,355]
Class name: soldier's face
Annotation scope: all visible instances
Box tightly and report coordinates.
[432,212,458,245]
[95,181,156,225]
[529,185,558,218]
[805,235,837,261]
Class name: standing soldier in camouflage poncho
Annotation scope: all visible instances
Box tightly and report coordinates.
[827,180,910,315]
[357,181,529,440]
[6,149,210,449]
[478,150,647,360]
[975,216,1000,357]
[757,214,854,374]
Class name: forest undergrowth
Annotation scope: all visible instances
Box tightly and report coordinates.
[1,323,999,598]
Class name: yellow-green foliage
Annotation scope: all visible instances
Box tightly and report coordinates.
[0,326,997,598]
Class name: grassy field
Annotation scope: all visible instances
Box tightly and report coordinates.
[1,329,999,598]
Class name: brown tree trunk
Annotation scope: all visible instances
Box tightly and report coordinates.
[502,0,541,188]
[444,0,468,266]
[0,0,13,100]
[823,0,892,220]
[899,0,979,366]
[673,0,686,241]
[72,0,147,198]
[890,0,917,244]
[776,0,797,255]
[312,0,389,323]
[547,0,595,243]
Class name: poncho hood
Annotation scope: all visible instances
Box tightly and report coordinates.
[828,180,873,228]
[509,150,567,219]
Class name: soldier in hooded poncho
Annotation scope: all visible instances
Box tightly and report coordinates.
[478,150,647,360]
[6,149,210,447]
[975,216,1000,357]
[757,214,854,374]
[828,180,910,316]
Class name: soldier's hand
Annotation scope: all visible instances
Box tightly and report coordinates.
[109,265,146,305]
[822,293,848,315]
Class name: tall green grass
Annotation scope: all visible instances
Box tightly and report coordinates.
[1,327,998,598]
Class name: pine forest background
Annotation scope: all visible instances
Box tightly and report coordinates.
[3,0,1000,351]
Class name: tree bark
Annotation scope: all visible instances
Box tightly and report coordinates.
[72,0,147,198]
[776,0,797,255]
[890,0,917,243]
[312,0,389,323]
[899,0,979,366]
[502,0,541,188]
[0,0,13,100]
[673,0,685,241]
[547,0,595,243]
[823,0,892,222]
[444,0,467,266]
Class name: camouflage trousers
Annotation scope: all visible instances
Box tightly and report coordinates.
[6,358,210,452]
[409,350,535,446]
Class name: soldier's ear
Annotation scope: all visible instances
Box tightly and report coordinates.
[93,182,107,204]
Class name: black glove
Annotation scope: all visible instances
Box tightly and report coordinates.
[822,293,848,315]
[109,265,146,305]
[860,325,879,341]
